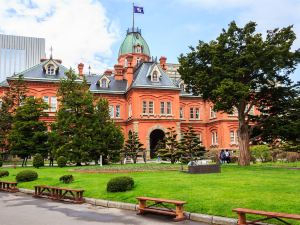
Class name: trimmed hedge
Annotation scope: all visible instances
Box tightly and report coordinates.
[59,175,74,184]
[0,170,9,178]
[57,156,67,168]
[33,153,44,168]
[16,170,38,182]
[107,176,134,192]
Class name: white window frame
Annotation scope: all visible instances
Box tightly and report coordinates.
[128,104,132,118]
[148,101,154,114]
[160,102,165,115]
[180,107,184,119]
[109,105,114,118]
[166,102,172,115]
[190,107,194,119]
[211,131,218,145]
[195,108,200,119]
[47,64,55,75]
[210,106,217,118]
[142,101,147,114]
[116,105,120,118]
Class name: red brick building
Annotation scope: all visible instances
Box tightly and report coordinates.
[0,27,256,157]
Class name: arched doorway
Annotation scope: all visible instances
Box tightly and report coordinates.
[150,129,165,158]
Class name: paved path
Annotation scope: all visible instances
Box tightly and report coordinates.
[0,192,205,225]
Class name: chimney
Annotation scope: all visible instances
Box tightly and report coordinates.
[114,64,124,80]
[103,69,113,76]
[78,63,84,77]
[159,56,167,71]
[124,54,134,87]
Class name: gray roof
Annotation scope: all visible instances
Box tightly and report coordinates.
[8,59,69,82]
[89,75,127,94]
[130,62,180,90]
[0,80,9,87]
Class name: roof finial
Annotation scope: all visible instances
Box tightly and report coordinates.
[88,65,91,75]
[50,46,53,59]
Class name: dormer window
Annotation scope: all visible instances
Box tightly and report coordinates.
[101,79,107,88]
[99,76,110,88]
[152,71,158,82]
[136,57,141,65]
[47,64,55,75]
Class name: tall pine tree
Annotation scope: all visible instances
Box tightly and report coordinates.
[180,126,206,164]
[54,69,94,165]
[157,127,180,164]
[0,75,27,152]
[122,131,144,164]
[8,97,48,166]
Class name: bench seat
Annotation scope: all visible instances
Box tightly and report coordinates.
[233,208,300,225]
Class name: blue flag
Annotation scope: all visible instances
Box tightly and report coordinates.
[134,6,144,14]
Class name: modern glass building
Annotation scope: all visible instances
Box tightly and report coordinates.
[0,34,45,81]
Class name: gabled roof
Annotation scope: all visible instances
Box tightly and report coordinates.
[89,75,127,94]
[130,62,180,90]
[7,59,69,82]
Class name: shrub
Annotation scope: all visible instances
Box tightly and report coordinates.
[286,152,300,163]
[16,170,38,182]
[57,156,67,168]
[107,176,134,192]
[33,153,44,168]
[204,148,219,163]
[250,145,272,163]
[0,170,9,177]
[59,175,74,184]
[0,159,3,167]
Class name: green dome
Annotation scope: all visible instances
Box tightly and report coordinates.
[118,28,150,57]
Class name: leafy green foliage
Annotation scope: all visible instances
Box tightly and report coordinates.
[0,170,9,177]
[122,131,144,164]
[0,75,27,152]
[250,145,272,163]
[57,156,67,168]
[59,175,74,184]
[178,21,300,166]
[89,98,124,165]
[0,159,2,167]
[106,176,134,192]
[180,126,206,163]
[16,170,38,182]
[157,127,180,164]
[32,153,44,168]
[8,97,49,166]
[53,70,124,165]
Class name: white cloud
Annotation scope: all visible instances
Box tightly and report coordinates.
[0,0,120,73]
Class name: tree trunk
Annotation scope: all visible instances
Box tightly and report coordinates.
[238,113,251,166]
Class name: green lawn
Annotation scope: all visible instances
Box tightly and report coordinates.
[1,164,300,224]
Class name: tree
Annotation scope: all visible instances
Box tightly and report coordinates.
[0,75,27,152]
[157,127,180,164]
[180,126,206,163]
[178,21,300,166]
[252,88,300,151]
[53,69,94,166]
[8,97,48,166]
[122,131,144,164]
[90,98,124,164]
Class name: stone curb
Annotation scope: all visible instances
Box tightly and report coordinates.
[18,188,237,224]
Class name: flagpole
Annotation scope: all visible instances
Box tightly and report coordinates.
[132,2,134,31]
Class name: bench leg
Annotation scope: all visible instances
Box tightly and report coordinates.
[174,205,185,221]
[137,200,146,215]
[237,213,247,225]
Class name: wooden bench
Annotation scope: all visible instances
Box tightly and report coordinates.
[34,185,84,204]
[136,197,186,221]
[0,181,19,193]
[233,208,300,225]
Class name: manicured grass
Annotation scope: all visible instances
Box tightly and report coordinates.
[1,164,300,224]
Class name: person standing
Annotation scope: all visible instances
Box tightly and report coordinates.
[220,150,226,164]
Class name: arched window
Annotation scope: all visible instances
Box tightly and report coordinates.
[124,59,128,67]
[47,64,55,75]
[135,45,142,53]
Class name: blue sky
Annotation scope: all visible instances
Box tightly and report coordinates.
[0,0,299,82]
